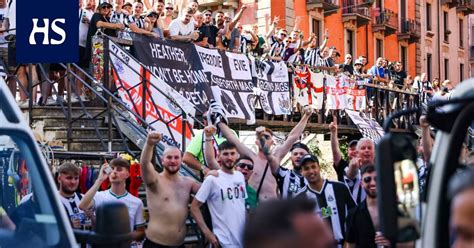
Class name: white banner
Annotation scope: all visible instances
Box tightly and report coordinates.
[346,109,384,142]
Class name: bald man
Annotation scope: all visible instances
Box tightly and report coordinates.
[140,131,201,247]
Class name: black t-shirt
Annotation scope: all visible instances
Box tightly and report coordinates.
[339,64,354,75]
[346,200,377,248]
[196,25,210,43]
[391,70,407,87]
[84,13,116,61]
[206,24,219,47]
[334,159,349,182]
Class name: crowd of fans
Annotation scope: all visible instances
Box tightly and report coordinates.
[0,0,457,110]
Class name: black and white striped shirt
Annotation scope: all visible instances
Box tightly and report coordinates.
[275,167,307,199]
[296,180,356,245]
[304,48,322,67]
[110,11,128,25]
[268,36,284,59]
[127,15,145,29]
[343,168,366,205]
[239,34,252,54]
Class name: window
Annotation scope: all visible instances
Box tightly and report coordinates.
[443,11,449,42]
[311,18,321,48]
[346,29,354,57]
[426,3,432,31]
[427,53,432,81]
[375,38,383,60]
[401,46,407,69]
[444,59,449,80]
[460,63,464,82]
[459,18,464,47]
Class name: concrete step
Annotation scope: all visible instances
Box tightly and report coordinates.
[37,117,106,128]
[66,141,129,152]
[43,127,121,140]
[29,106,108,118]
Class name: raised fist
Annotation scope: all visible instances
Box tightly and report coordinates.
[146,131,163,146]
[329,122,337,133]
[303,106,313,116]
[419,115,429,129]
[255,126,266,135]
[204,125,217,137]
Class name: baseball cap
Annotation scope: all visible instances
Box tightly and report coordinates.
[354,59,363,65]
[98,1,112,8]
[300,154,320,166]
[122,2,132,8]
[147,11,159,17]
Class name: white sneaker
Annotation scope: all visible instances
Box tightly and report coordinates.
[70,94,80,103]
[18,101,29,108]
[45,97,56,106]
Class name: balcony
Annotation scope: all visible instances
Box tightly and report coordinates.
[197,0,224,7]
[398,18,421,43]
[372,8,398,36]
[307,0,340,16]
[441,0,474,14]
[341,0,372,27]
[456,0,474,14]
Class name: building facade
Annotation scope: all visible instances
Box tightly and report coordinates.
[197,0,471,84]
[469,13,474,77]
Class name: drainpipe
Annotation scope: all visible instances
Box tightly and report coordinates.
[366,23,369,63]
[437,1,441,79]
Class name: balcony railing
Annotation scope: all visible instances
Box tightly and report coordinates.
[372,8,398,35]
[307,0,340,16]
[341,0,372,26]
[456,0,474,14]
[398,18,421,43]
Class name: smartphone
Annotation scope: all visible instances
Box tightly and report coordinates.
[104,166,113,175]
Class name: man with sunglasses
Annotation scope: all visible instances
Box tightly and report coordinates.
[266,16,285,61]
[216,106,313,202]
[168,7,199,42]
[234,156,258,210]
[346,165,391,248]
[161,2,174,29]
[191,139,247,248]
[296,154,356,247]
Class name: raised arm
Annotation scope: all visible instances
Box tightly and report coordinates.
[420,115,432,163]
[273,107,312,162]
[217,122,255,158]
[203,125,221,170]
[329,120,342,165]
[79,164,110,210]
[255,126,280,175]
[265,16,279,39]
[140,131,162,188]
[292,16,302,32]
[229,5,247,31]
[319,28,329,51]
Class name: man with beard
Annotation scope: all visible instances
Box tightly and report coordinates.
[344,138,376,204]
[345,165,391,248]
[191,141,247,248]
[203,125,258,210]
[271,142,310,199]
[79,158,146,243]
[168,7,199,42]
[57,162,92,229]
[138,131,200,247]
[217,106,313,202]
[296,154,356,247]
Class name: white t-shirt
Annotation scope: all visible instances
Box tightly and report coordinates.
[93,190,146,231]
[79,8,94,47]
[6,0,15,35]
[195,170,247,248]
[168,18,194,37]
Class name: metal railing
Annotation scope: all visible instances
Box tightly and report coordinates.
[372,8,399,29]
[341,0,372,17]
[400,18,421,36]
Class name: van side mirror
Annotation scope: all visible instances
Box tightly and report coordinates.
[376,133,420,243]
[74,202,133,247]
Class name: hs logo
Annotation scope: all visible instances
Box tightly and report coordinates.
[29,18,66,45]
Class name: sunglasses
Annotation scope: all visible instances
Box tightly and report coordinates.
[363,176,376,183]
[237,163,254,170]
[205,14,211,16]
[280,33,287,37]
[166,7,173,10]
[102,6,112,9]
[261,134,271,140]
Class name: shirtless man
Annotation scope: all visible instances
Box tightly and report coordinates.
[140,131,200,247]
[217,106,313,201]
